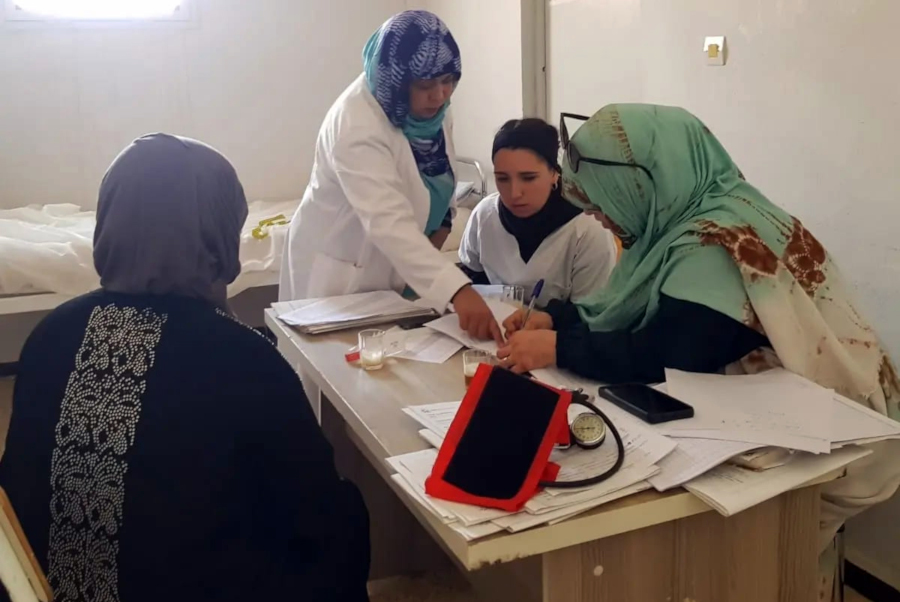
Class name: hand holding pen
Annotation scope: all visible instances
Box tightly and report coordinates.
[521,279,544,329]
[502,280,552,336]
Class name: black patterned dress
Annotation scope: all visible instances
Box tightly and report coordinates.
[0,291,370,602]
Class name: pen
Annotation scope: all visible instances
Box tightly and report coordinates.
[522,279,544,329]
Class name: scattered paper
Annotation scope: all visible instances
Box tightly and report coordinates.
[545,422,675,495]
[389,474,503,541]
[387,327,463,364]
[424,299,517,353]
[525,464,659,513]
[684,445,872,517]
[388,450,510,526]
[828,391,900,446]
[418,428,444,449]
[660,369,833,454]
[493,482,651,532]
[402,402,460,438]
[649,437,759,492]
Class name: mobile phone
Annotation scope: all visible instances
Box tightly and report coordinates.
[598,384,694,424]
[395,314,439,330]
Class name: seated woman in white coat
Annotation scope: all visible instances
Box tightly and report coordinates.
[458,118,618,305]
[280,10,502,343]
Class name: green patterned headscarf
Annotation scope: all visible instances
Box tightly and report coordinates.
[561,103,900,419]
[562,104,793,331]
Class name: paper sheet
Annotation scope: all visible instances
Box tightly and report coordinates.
[388,449,511,526]
[418,428,444,449]
[684,445,872,517]
[424,299,517,353]
[829,391,900,445]
[525,464,659,513]
[387,327,463,364]
[660,369,833,454]
[402,402,460,438]
[648,437,759,492]
[545,420,675,495]
[533,368,763,493]
[492,482,651,532]
[389,474,503,541]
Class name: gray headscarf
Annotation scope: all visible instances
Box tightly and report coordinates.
[93,133,248,308]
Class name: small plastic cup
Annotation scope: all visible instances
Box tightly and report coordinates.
[359,329,386,371]
[463,349,495,386]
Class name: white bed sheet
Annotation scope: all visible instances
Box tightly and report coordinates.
[0,199,300,299]
[0,182,481,307]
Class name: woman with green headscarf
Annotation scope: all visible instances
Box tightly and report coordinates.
[498,104,900,601]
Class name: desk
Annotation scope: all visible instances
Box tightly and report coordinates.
[266,309,821,602]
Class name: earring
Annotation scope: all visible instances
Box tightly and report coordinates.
[553,180,560,190]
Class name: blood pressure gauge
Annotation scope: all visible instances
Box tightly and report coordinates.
[570,412,607,450]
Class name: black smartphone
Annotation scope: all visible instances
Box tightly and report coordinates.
[395,313,439,330]
[598,384,694,424]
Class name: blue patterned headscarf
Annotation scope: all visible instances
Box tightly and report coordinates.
[363,10,461,235]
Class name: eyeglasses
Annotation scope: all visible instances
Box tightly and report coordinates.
[559,113,654,183]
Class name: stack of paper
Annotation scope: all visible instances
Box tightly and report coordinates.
[278,291,438,334]
[529,368,750,492]
[392,397,676,538]
[684,446,872,516]
[533,369,900,505]
[661,369,900,453]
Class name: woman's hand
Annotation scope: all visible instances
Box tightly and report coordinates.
[428,227,451,251]
[503,309,554,336]
[497,330,557,374]
[452,285,504,344]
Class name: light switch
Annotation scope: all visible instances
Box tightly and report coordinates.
[704,36,726,66]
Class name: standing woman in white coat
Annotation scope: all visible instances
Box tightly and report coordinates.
[280,10,502,343]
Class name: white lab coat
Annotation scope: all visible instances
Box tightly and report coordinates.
[458,193,617,305]
[279,74,470,310]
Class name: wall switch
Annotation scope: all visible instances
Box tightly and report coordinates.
[704,36,726,66]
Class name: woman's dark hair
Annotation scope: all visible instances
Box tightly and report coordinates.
[492,118,562,172]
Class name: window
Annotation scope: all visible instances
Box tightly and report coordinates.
[5,0,191,21]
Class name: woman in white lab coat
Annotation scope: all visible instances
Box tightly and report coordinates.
[458,118,618,305]
[280,10,502,342]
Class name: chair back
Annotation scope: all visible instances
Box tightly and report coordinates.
[0,488,52,602]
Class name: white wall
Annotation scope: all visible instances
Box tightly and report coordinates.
[407,0,524,189]
[548,0,900,587]
[0,0,405,210]
[549,0,900,361]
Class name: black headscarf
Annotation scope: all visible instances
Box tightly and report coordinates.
[492,119,581,263]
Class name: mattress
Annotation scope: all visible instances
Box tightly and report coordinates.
[0,187,479,303]
[0,200,300,299]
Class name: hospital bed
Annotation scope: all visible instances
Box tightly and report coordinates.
[0,199,299,317]
[0,158,487,364]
